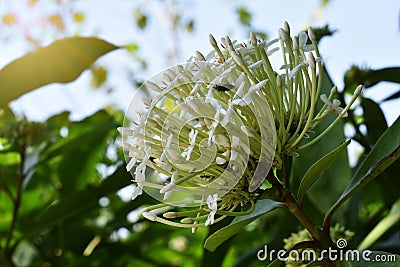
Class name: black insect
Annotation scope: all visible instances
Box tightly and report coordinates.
[214,83,234,92]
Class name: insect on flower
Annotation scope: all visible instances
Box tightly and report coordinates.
[213,83,235,92]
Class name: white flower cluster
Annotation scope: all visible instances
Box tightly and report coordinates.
[118,21,362,229]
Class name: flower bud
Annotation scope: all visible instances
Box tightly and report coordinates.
[163,212,177,219]
[278,28,288,41]
[307,53,316,69]
[250,32,257,46]
[142,211,157,221]
[208,34,217,47]
[196,51,206,61]
[283,21,290,35]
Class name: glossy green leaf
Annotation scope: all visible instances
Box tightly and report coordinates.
[357,198,400,250]
[340,251,400,266]
[324,117,400,228]
[204,199,283,252]
[297,139,351,200]
[0,37,119,107]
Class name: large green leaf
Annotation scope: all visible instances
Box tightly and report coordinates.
[324,117,400,229]
[297,139,350,200]
[0,37,119,107]
[204,199,283,252]
[357,198,400,250]
[361,98,388,145]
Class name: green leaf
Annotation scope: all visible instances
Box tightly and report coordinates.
[204,199,283,252]
[344,66,400,94]
[236,5,252,27]
[324,117,400,229]
[0,37,119,107]
[340,251,400,266]
[382,89,400,102]
[297,139,351,200]
[361,98,388,145]
[0,151,20,166]
[90,65,108,88]
[133,8,147,29]
[357,198,400,250]
[19,166,131,238]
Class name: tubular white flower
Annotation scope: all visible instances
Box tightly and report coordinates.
[320,94,348,117]
[118,21,362,230]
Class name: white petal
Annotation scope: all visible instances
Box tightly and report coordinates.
[190,82,202,95]
[264,38,279,49]
[299,32,308,48]
[216,157,227,165]
[126,157,137,172]
[302,45,314,52]
[163,191,172,200]
[266,46,279,56]
[131,185,143,200]
[320,94,332,106]
[160,183,176,194]
[248,59,264,69]
[332,99,341,107]
[288,63,305,79]
[205,215,213,226]
[221,106,233,126]
[144,81,162,92]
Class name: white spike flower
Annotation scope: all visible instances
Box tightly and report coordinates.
[118,21,362,230]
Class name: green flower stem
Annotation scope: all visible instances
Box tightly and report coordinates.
[266,171,334,249]
[298,86,362,150]
[5,144,27,250]
[290,65,317,148]
[280,187,334,248]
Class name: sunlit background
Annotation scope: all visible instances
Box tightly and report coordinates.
[1,0,399,124]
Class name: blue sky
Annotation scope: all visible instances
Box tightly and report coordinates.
[2,0,399,125]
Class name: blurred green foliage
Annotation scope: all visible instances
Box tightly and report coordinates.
[0,1,399,266]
